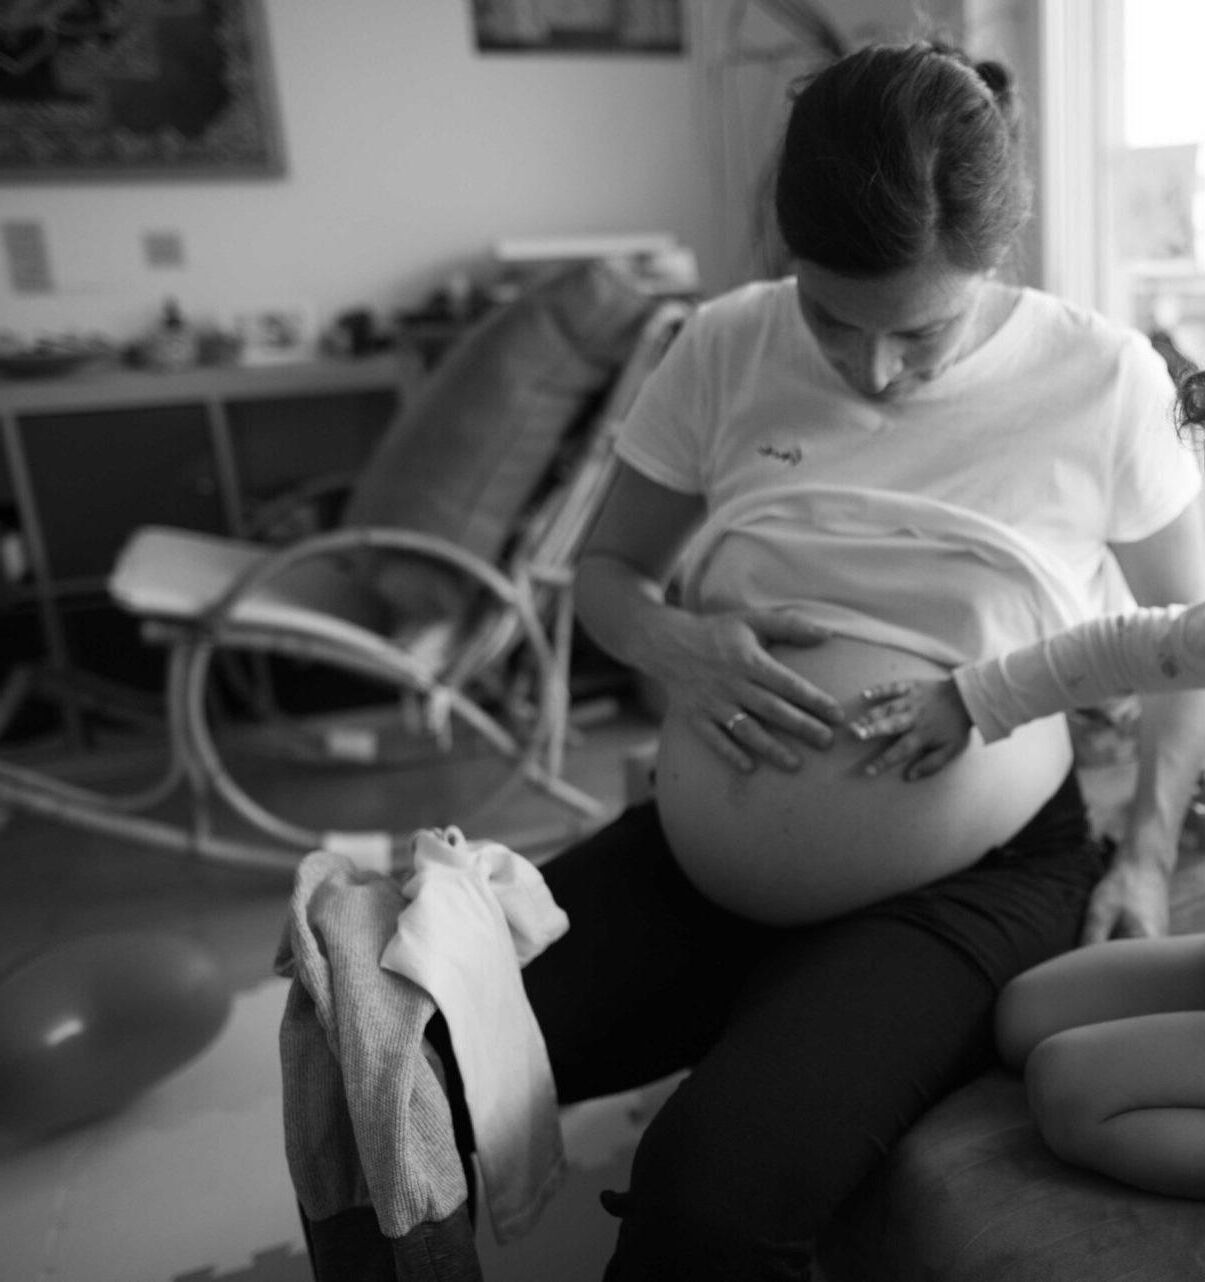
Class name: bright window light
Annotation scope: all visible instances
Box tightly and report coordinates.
[1124,0,1205,147]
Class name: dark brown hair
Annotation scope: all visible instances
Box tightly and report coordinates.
[774,42,1031,276]
[1177,369,1205,437]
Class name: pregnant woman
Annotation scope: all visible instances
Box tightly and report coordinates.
[518,41,1205,1279]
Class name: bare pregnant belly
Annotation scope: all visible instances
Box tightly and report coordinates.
[655,635,1074,924]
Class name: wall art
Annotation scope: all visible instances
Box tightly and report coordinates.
[0,0,285,182]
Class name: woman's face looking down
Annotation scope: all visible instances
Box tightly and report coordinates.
[795,249,991,401]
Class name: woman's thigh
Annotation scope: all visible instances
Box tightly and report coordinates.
[523,802,768,1103]
[612,915,1002,1263]
[604,783,1105,1270]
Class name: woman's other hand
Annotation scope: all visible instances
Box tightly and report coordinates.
[847,676,973,780]
[576,465,846,774]
[1080,841,1173,942]
[663,606,844,773]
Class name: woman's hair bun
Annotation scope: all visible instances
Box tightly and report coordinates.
[973,57,1020,125]
[974,58,1012,100]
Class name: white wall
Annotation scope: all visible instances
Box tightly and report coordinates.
[692,0,965,286]
[0,0,982,347]
[0,0,709,342]
[963,0,1045,288]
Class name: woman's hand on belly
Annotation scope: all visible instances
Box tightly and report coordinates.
[657,606,846,774]
[654,635,1075,924]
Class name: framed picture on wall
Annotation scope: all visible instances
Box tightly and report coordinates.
[470,0,685,55]
[0,0,286,182]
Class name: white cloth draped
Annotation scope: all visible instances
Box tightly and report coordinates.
[379,827,569,1244]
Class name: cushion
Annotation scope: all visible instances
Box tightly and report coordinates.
[342,260,654,650]
[816,811,1205,1282]
[817,1068,1205,1282]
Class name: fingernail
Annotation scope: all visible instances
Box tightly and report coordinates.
[848,722,868,740]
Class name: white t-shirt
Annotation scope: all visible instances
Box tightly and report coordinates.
[616,279,1201,663]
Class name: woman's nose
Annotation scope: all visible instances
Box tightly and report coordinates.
[851,336,904,395]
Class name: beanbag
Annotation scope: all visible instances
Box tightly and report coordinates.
[0,931,230,1144]
[818,1068,1205,1281]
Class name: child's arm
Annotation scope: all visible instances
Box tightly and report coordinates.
[955,603,1199,741]
[849,603,1204,778]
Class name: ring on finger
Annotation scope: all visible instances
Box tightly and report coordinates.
[724,710,750,735]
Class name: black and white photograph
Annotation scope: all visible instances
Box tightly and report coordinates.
[2,3,1205,1281]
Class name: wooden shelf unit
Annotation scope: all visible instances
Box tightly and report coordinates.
[0,353,418,739]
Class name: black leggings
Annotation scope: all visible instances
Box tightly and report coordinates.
[521,770,1107,1280]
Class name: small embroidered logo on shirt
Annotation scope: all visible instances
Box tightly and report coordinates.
[758,443,804,466]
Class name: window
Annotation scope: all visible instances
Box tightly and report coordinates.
[1108,0,1205,359]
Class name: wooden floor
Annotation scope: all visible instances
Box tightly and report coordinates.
[7,708,1205,995]
[0,695,659,992]
[5,701,1205,1282]
[0,695,662,1282]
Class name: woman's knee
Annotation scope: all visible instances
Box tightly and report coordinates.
[608,1076,829,1272]
[605,1165,815,1281]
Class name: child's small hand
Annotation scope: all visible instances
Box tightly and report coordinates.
[847,677,973,781]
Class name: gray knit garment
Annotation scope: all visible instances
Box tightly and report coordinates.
[276,850,467,1237]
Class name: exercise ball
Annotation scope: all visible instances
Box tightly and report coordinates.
[0,931,231,1145]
